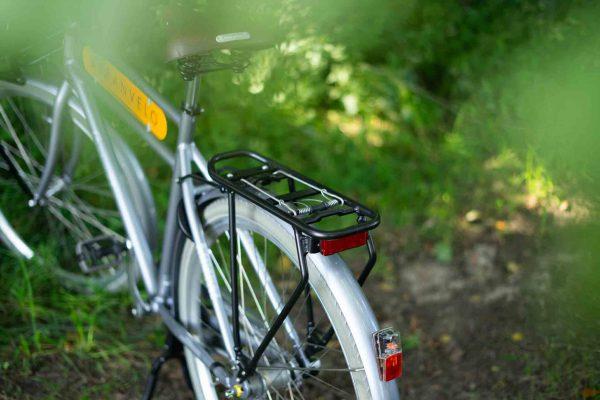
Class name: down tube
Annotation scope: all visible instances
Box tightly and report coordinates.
[65,37,157,295]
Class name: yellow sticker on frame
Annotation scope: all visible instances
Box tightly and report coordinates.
[83,47,168,140]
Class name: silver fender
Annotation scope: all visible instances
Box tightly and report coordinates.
[307,251,401,400]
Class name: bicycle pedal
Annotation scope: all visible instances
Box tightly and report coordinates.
[76,235,127,274]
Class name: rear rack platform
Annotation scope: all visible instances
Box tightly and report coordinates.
[207,150,380,246]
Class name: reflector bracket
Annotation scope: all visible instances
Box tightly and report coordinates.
[373,327,403,382]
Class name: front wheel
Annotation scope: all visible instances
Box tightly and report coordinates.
[174,197,399,399]
[0,78,156,291]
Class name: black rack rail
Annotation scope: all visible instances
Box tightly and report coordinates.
[207,150,380,244]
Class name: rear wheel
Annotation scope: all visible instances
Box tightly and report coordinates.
[175,198,399,399]
[0,79,156,291]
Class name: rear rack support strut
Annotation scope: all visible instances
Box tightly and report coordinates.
[243,228,309,378]
[228,191,244,363]
[229,215,311,381]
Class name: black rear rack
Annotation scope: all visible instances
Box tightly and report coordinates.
[206,150,380,382]
[207,150,380,244]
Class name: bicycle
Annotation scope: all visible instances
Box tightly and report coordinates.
[0,20,402,399]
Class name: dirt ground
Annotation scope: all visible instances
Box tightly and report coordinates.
[1,211,597,399]
[376,228,539,399]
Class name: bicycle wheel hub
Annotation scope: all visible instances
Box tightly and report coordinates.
[226,368,293,399]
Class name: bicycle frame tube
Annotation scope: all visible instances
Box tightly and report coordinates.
[155,78,200,301]
[110,58,182,125]
[64,35,158,295]
[74,52,219,295]
[94,87,175,166]
[0,208,34,259]
[151,75,238,367]
[178,142,236,362]
[172,78,236,360]
[61,33,204,297]
[31,80,70,206]
[101,56,214,178]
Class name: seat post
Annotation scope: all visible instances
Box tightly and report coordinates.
[179,75,201,145]
[156,74,201,300]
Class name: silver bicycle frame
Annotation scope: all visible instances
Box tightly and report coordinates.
[61,34,234,370]
[57,31,345,389]
[0,31,399,398]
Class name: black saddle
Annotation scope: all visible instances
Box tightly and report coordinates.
[163,3,280,62]
[166,29,274,62]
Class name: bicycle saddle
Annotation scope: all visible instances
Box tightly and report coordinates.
[163,2,279,62]
[166,28,275,62]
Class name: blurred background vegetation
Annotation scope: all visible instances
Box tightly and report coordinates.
[1,0,599,398]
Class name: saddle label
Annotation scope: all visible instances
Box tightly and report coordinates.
[83,47,168,140]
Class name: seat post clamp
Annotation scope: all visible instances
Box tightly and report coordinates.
[182,104,204,117]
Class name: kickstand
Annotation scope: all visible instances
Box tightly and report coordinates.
[141,331,194,400]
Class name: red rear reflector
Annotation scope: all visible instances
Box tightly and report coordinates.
[383,352,403,381]
[373,328,403,381]
[319,231,368,255]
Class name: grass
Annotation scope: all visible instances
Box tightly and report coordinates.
[0,243,166,398]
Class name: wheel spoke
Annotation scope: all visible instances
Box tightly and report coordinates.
[8,98,47,158]
[47,197,123,240]
[71,169,105,186]
[214,235,231,282]
[0,141,45,172]
[209,249,232,292]
[257,365,363,373]
[70,191,121,222]
[289,379,307,400]
[70,183,113,198]
[0,102,39,178]
[301,372,355,398]
[46,205,87,241]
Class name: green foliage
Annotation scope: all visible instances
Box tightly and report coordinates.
[4,0,589,249]
[167,1,577,249]
[453,4,600,362]
[2,1,599,397]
